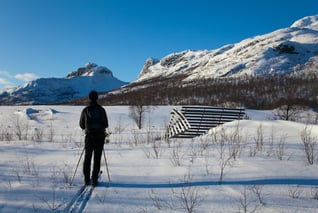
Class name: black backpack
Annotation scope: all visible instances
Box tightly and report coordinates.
[86,105,103,130]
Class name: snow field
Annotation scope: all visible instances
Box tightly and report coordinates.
[0,106,318,212]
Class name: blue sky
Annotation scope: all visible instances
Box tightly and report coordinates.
[0,0,317,89]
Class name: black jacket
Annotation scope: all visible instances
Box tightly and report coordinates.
[79,102,108,133]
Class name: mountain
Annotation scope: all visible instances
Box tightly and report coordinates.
[2,15,318,106]
[0,63,128,105]
[137,15,318,82]
[100,15,318,107]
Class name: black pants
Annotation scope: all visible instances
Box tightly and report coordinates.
[83,132,105,184]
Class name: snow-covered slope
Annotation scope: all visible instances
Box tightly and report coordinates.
[137,15,318,81]
[0,63,128,105]
[1,105,318,212]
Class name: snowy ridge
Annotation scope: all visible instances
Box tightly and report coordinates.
[0,63,128,105]
[137,15,318,82]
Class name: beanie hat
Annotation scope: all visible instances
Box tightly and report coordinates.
[89,90,98,101]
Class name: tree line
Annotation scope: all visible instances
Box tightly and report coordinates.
[98,71,318,110]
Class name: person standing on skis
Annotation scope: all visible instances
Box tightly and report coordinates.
[79,90,108,186]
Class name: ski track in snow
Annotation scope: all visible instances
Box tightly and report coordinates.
[63,185,94,213]
[63,171,103,213]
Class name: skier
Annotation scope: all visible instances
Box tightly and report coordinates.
[79,90,108,186]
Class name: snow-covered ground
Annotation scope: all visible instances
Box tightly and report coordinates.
[0,105,318,212]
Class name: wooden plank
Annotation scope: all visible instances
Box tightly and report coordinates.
[173,108,191,129]
[182,111,245,117]
[181,106,244,112]
[183,111,245,116]
[168,108,191,138]
[167,106,245,138]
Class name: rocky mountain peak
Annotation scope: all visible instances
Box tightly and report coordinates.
[138,58,160,78]
[66,63,113,78]
[291,15,318,30]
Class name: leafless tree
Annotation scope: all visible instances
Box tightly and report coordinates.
[129,105,151,129]
[273,105,304,121]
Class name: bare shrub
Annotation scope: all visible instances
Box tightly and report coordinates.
[288,185,303,199]
[266,126,276,157]
[47,119,55,142]
[95,193,108,203]
[248,145,258,157]
[171,173,203,213]
[32,128,44,143]
[142,140,162,159]
[36,166,65,211]
[14,116,23,140]
[197,137,210,155]
[140,125,163,158]
[211,127,235,183]
[152,140,162,159]
[311,187,318,200]
[254,123,264,151]
[60,164,72,187]
[250,185,266,206]
[238,186,260,213]
[13,115,29,140]
[275,135,287,161]
[300,125,317,165]
[204,150,213,175]
[148,189,173,211]
[141,145,152,159]
[227,124,242,160]
[131,129,146,146]
[114,114,127,134]
[23,154,39,177]
[170,140,184,167]
[189,139,198,164]
[22,153,40,187]
[131,129,140,146]
[150,173,203,213]
[5,178,12,191]
[0,126,14,142]
[14,168,22,183]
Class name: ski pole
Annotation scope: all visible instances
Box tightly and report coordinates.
[70,147,85,186]
[103,148,111,182]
